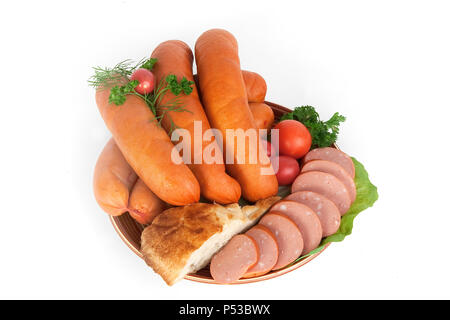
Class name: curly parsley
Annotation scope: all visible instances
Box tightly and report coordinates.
[165,75,194,96]
[108,80,139,105]
[280,106,346,148]
[141,58,158,71]
[88,57,195,134]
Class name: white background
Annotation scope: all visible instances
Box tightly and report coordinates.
[1,0,449,299]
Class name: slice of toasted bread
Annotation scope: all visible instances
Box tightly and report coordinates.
[140,196,280,285]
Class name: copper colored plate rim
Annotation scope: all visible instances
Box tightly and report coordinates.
[110,215,144,259]
[109,101,335,285]
[183,243,331,284]
[109,214,331,284]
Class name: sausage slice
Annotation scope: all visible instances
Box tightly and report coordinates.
[292,171,351,215]
[301,160,356,202]
[210,234,258,284]
[285,191,341,237]
[270,200,322,255]
[259,212,304,270]
[243,225,279,278]
[303,147,355,179]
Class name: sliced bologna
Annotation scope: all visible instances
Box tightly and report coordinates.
[303,147,355,179]
[259,212,304,270]
[292,171,351,215]
[243,225,279,278]
[270,200,322,255]
[210,234,258,284]
[285,191,341,237]
[301,160,356,203]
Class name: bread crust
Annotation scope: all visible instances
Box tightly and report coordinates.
[141,203,226,285]
[140,196,280,285]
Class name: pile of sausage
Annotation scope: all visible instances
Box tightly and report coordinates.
[210,147,356,283]
[93,30,277,225]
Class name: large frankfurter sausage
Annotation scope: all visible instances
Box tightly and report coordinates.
[195,71,270,129]
[94,139,167,224]
[303,147,355,179]
[210,234,259,284]
[292,171,351,215]
[151,40,241,204]
[195,29,278,202]
[96,85,200,206]
[93,138,137,216]
[194,70,267,103]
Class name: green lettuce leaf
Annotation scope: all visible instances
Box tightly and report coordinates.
[293,157,378,262]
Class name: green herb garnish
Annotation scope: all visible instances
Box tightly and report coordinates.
[147,77,193,132]
[141,58,158,71]
[108,80,139,105]
[88,59,144,89]
[88,58,194,134]
[165,75,194,96]
[280,106,346,148]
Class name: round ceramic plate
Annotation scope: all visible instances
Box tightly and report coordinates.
[110,101,331,284]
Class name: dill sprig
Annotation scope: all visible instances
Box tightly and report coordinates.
[145,77,193,133]
[88,58,194,135]
[88,59,146,89]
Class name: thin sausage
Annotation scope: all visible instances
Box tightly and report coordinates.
[243,225,279,278]
[249,102,275,131]
[270,200,322,255]
[195,29,278,202]
[301,160,356,202]
[128,178,167,225]
[242,71,267,103]
[151,40,241,204]
[303,147,355,179]
[210,234,259,284]
[259,212,304,270]
[292,171,351,215]
[285,191,341,237]
[96,84,200,206]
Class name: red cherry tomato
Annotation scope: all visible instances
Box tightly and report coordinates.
[261,140,275,157]
[130,68,155,95]
[273,120,312,159]
[272,155,300,186]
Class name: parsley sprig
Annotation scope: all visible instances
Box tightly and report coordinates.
[280,106,346,148]
[141,58,157,71]
[144,76,194,130]
[88,58,194,133]
[165,75,194,95]
[108,80,139,105]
